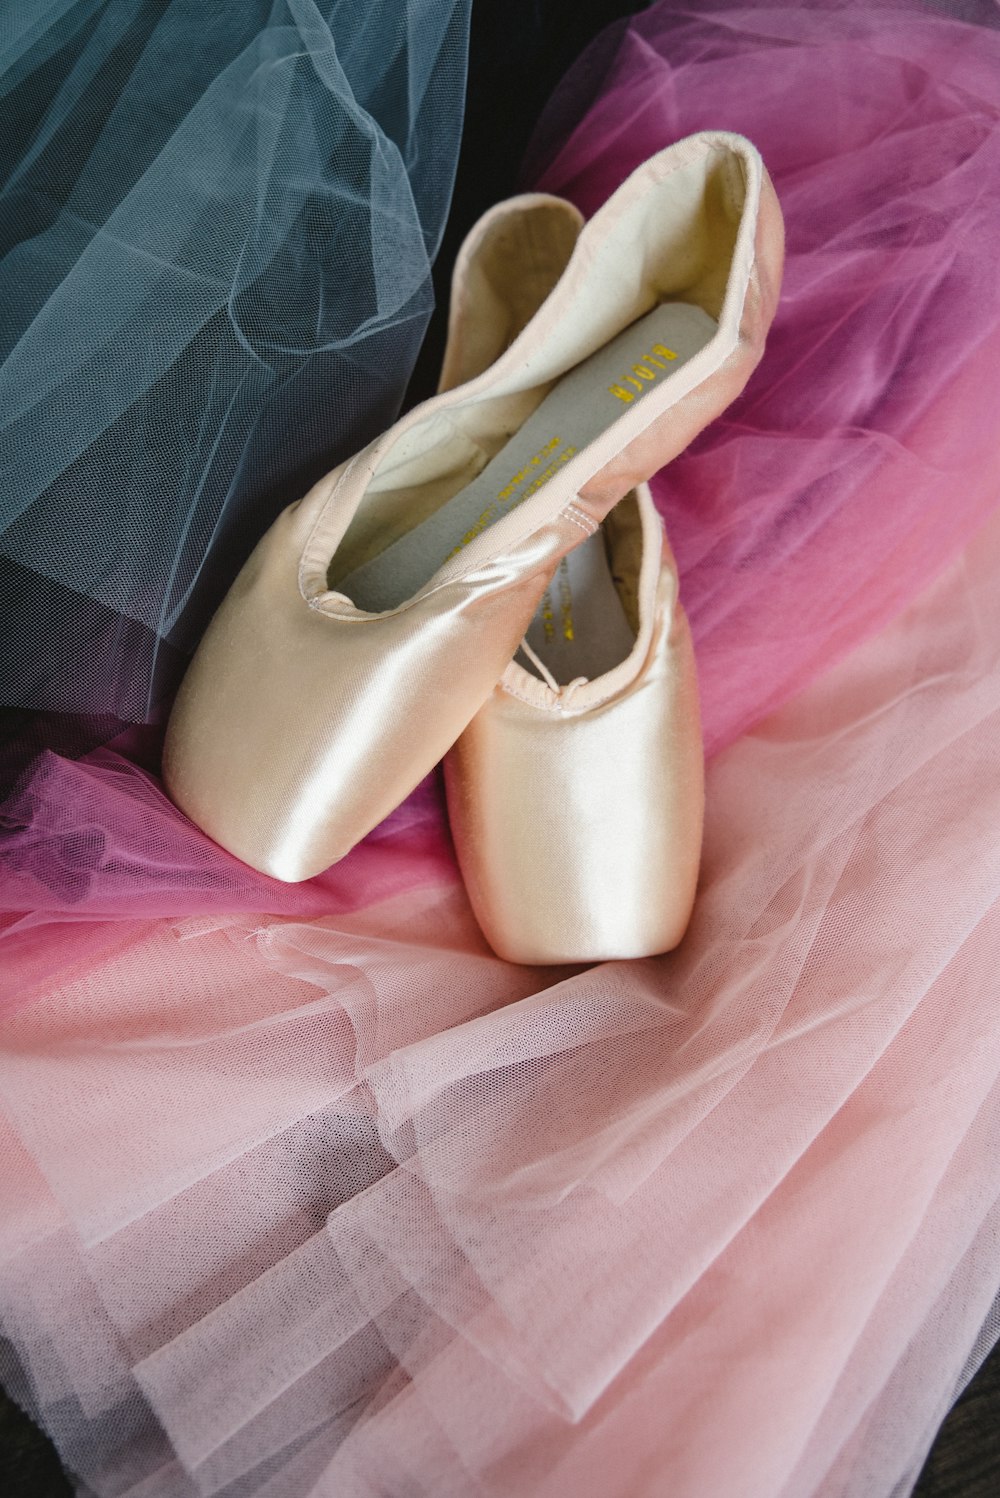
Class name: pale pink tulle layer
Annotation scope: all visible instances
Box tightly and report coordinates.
[4,3,1000,1496]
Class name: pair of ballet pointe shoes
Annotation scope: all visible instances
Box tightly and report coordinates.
[163,132,784,964]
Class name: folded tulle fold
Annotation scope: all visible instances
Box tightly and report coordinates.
[5,1070,1000,1498]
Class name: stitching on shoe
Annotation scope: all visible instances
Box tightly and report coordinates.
[501,672,625,714]
[563,503,598,536]
[501,677,550,708]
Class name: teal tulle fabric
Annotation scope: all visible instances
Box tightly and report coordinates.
[0,0,470,721]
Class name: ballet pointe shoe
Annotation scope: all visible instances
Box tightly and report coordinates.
[445,484,703,963]
[162,132,783,880]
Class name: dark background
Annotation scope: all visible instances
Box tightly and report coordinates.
[3,1,999,1492]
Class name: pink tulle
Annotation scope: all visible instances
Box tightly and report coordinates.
[5,506,1000,1496]
[0,747,458,1006]
[4,3,1000,1496]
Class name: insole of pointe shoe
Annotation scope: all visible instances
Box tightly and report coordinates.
[519,528,636,686]
[340,300,717,613]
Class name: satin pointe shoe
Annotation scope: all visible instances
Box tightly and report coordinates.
[445,483,703,964]
[162,131,784,881]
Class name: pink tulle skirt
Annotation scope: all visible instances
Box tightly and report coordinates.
[4,2,1000,1494]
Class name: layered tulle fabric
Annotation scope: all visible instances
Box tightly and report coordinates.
[0,0,470,723]
[5,499,1000,1497]
[527,0,1000,754]
[4,0,1000,1495]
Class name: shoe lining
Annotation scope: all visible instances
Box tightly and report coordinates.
[519,529,636,687]
[338,301,716,613]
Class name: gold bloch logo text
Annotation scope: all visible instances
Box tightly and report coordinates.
[609,343,678,403]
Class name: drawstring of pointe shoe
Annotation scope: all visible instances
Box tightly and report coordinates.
[518,638,589,708]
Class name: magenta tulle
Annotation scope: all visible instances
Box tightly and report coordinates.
[4,3,1000,1496]
[529,0,1000,754]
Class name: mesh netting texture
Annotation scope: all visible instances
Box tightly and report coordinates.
[0,0,471,720]
[4,2,1000,1497]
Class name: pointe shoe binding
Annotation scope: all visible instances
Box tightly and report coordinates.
[162,132,784,881]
